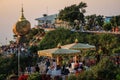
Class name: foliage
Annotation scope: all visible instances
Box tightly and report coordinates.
[112,47,120,53]
[0,74,6,80]
[0,54,37,79]
[103,23,112,31]
[85,14,104,30]
[26,28,45,44]
[38,28,93,50]
[29,45,38,53]
[38,28,74,50]
[95,15,104,26]
[27,72,41,80]
[0,55,18,78]
[68,74,77,80]
[7,74,18,80]
[84,50,96,57]
[77,57,120,80]
[98,34,118,55]
[91,57,119,80]
[38,28,119,56]
[87,34,99,50]
[1,29,120,79]
[77,70,96,80]
[116,74,120,80]
[110,15,120,26]
[58,2,87,24]
[37,28,120,80]
[84,24,90,30]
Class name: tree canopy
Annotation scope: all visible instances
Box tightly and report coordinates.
[58,2,87,24]
[85,14,104,30]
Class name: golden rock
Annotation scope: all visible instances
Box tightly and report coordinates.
[13,6,31,36]
[13,20,31,36]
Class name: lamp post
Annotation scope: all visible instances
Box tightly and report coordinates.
[18,47,20,76]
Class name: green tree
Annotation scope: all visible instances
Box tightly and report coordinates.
[110,15,120,27]
[38,28,72,50]
[78,57,120,80]
[87,34,98,50]
[98,34,118,55]
[22,28,45,44]
[58,2,87,25]
[0,55,18,79]
[85,14,104,30]
[85,14,96,30]
[92,57,119,80]
[103,23,112,31]
[96,15,104,27]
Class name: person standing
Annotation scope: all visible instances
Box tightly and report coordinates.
[27,65,31,74]
[52,59,57,70]
[35,64,40,73]
[45,59,50,73]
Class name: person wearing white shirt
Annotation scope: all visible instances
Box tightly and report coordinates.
[52,59,57,69]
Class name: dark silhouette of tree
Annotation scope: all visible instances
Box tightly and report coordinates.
[58,2,87,25]
[85,14,104,30]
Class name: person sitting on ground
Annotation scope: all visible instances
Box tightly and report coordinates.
[47,66,53,75]
[51,65,61,77]
[61,65,70,75]
[74,61,79,70]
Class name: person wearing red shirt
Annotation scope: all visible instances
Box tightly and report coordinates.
[18,72,28,80]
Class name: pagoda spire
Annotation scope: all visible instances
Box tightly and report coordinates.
[19,4,26,21]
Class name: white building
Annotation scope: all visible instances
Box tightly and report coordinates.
[35,14,57,26]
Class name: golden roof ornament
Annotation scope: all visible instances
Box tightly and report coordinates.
[19,5,26,21]
[75,39,78,43]
[57,43,61,49]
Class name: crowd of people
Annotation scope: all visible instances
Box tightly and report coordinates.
[19,57,96,80]
[8,53,120,80]
[0,42,32,57]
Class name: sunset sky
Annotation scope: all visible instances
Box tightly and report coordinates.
[0,0,120,45]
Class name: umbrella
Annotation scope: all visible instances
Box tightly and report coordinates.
[38,48,80,57]
[62,43,95,50]
[38,46,80,65]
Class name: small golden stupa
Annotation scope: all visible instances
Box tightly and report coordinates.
[13,6,31,44]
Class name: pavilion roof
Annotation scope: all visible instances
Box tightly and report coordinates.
[62,43,95,50]
[38,47,80,57]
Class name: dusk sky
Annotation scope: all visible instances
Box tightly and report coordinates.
[0,0,120,45]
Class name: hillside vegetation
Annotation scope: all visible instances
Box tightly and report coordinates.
[38,28,120,55]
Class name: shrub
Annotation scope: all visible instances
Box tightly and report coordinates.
[77,70,96,80]
[77,57,120,80]
[68,74,77,80]
[116,74,120,80]
[92,57,119,80]
[27,72,41,80]
[112,47,120,53]
[0,74,6,80]
[103,23,112,31]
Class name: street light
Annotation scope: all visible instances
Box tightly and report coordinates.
[18,46,25,76]
[18,47,21,76]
